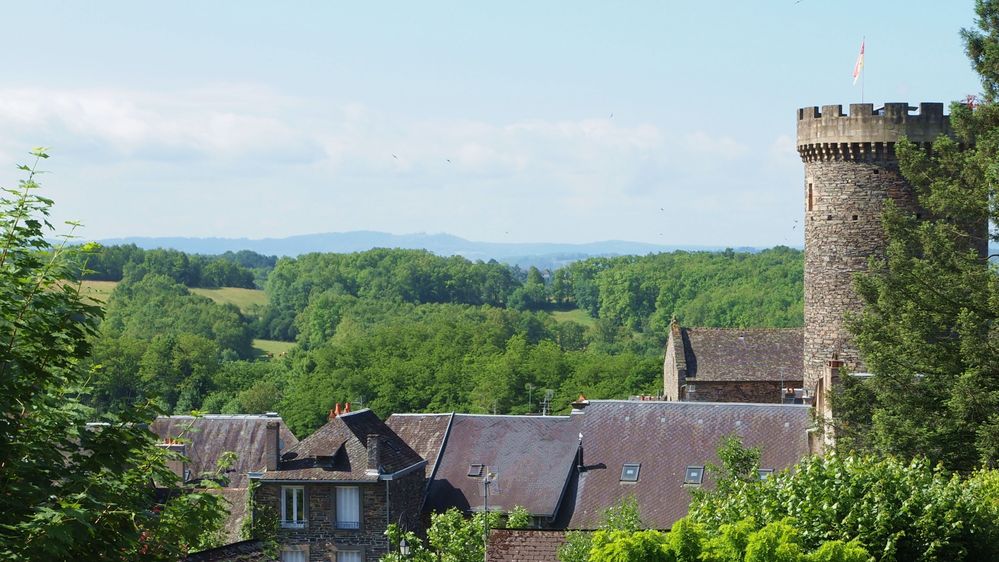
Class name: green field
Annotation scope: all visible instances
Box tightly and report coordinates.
[551,308,597,328]
[79,280,119,302]
[188,287,267,313]
[253,338,295,358]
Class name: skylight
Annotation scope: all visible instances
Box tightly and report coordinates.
[467,464,484,477]
[758,469,774,481]
[684,466,704,485]
[620,463,641,482]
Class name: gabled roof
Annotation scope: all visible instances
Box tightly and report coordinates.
[676,326,803,383]
[421,414,580,518]
[261,409,424,482]
[566,400,812,529]
[386,413,453,483]
[150,415,298,488]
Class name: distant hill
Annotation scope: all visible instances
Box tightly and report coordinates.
[96,231,766,268]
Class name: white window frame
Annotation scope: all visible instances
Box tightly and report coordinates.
[281,485,306,529]
[335,485,361,530]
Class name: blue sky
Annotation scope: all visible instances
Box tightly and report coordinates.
[0,1,982,246]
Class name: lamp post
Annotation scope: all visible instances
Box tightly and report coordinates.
[482,470,496,544]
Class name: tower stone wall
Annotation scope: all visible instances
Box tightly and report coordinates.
[796,102,952,389]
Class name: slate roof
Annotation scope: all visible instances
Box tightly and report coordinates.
[150,415,298,488]
[678,327,803,383]
[261,409,424,482]
[386,413,453,482]
[422,414,580,518]
[566,400,812,530]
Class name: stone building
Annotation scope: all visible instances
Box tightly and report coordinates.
[796,102,985,389]
[662,320,803,403]
[253,408,426,562]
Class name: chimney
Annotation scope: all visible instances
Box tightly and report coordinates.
[344,402,351,413]
[570,394,589,412]
[328,408,336,421]
[265,421,280,471]
[367,434,382,474]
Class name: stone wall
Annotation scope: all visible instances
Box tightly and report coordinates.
[258,482,390,562]
[800,158,917,388]
[388,470,426,534]
[685,380,800,404]
[662,321,685,401]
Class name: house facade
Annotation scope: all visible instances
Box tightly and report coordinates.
[253,409,426,562]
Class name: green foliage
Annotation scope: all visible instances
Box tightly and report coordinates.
[506,505,531,528]
[687,450,999,562]
[380,506,517,562]
[556,247,803,333]
[81,243,263,289]
[0,150,226,561]
[558,496,644,562]
[844,1,999,471]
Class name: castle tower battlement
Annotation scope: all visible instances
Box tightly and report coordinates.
[797,101,953,390]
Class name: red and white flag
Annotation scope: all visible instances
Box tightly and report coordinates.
[852,38,865,85]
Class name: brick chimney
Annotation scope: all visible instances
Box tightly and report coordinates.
[265,421,280,471]
[367,434,382,475]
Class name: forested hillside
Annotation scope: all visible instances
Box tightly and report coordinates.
[83,244,803,437]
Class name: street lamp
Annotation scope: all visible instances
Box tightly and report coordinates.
[399,538,410,557]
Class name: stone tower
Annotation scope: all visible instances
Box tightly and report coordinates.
[796,102,951,390]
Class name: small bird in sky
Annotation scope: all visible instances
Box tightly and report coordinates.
[609,113,614,119]
[446,159,451,163]
[392,154,398,159]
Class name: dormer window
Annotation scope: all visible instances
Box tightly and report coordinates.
[684,466,704,485]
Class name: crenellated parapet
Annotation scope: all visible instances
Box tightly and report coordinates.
[797,102,952,163]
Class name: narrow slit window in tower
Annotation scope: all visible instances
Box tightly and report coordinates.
[807,183,813,212]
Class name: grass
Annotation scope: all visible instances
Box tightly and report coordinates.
[79,280,118,303]
[253,338,295,358]
[189,287,267,313]
[551,308,597,328]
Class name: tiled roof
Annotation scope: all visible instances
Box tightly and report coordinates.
[185,539,266,561]
[386,413,453,481]
[208,487,251,545]
[487,529,567,562]
[424,414,580,518]
[566,400,812,529]
[680,327,803,383]
[262,409,424,481]
[150,415,298,487]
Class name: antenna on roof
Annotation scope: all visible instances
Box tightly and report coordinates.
[541,389,554,416]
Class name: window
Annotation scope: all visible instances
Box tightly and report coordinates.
[620,463,641,482]
[336,486,361,529]
[467,464,484,477]
[683,466,704,485]
[807,183,813,212]
[758,469,774,481]
[281,486,306,528]
[337,551,363,562]
[281,548,308,562]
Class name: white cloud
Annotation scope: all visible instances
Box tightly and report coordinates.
[0,85,790,245]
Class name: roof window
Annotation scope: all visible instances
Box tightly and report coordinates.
[684,466,704,485]
[467,464,484,478]
[758,469,774,481]
[620,463,641,482]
